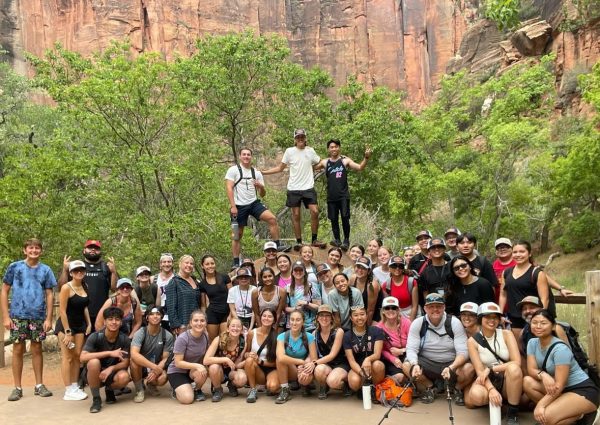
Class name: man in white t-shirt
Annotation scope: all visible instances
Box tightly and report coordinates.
[262,129,326,251]
[225,148,289,269]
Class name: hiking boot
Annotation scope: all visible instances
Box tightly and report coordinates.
[246,388,258,403]
[133,389,145,403]
[194,390,206,402]
[89,396,102,413]
[301,385,311,397]
[311,240,327,249]
[340,241,350,251]
[420,386,435,404]
[114,386,131,396]
[170,389,177,400]
[105,388,117,404]
[211,387,223,402]
[277,242,291,253]
[34,384,52,397]
[146,384,160,397]
[256,385,266,393]
[342,382,352,397]
[293,243,302,252]
[227,380,239,397]
[318,384,329,400]
[289,381,300,391]
[8,387,23,401]
[330,240,341,247]
[453,388,465,406]
[507,416,520,425]
[275,386,291,404]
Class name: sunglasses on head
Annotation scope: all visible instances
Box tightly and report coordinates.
[453,263,469,272]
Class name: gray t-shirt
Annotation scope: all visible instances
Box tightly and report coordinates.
[328,287,364,330]
[167,330,209,375]
[132,326,175,362]
[405,313,469,364]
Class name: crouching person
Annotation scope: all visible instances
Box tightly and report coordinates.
[403,293,472,405]
[130,306,174,402]
[81,307,132,413]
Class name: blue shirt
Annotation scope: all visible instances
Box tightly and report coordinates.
[3,260,57,320]
[286,282,321,331]
[277,331,315,359]
[527,336,590,388]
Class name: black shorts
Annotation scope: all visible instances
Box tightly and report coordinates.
[329,361,351,372]
[565,379,600,407]
[206,308,229,325]
[168,372,193,390]
[259,365,277,376]
[419,357,453,382]
[286,189,318,208]
[99,369,118,388]
[383,360,404,376]
[55,318,87,335]
[327,199,351,220]
[235,200,268,227]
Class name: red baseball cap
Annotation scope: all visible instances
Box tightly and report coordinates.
[84,240,102,248]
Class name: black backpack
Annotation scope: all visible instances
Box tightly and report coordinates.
[556,321,600,388]
[418,315,454,353]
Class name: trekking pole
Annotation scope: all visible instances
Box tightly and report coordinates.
[376,378,414,425]
[445,378,455,425]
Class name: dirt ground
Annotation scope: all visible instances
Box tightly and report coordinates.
[0,346,554,425]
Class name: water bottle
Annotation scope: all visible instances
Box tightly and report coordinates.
[231,217,240,241]
[68,342,75,350]
[362,384,372,409]
[489,401,501,425]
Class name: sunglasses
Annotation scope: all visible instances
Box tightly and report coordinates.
[416,236,430,241]
[453,263,469,272]
[119,285,133,290]
[71,268,86,273]
[389,264,403,269]
[383,306,398,311]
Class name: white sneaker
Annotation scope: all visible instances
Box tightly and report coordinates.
[74,388,88,400]
[63,387,87,401]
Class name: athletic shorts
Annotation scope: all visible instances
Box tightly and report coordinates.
[383,359,404,376]
[206,309,229,325]
[565,379,600,407]
[168,372,193,390]
[329,361,351,372]
[235,200,268,227]
[9,318,47,343]
[286,189,318,208]
[100,369,119,388]
[327,199,351,220]
[259,365,277,376]
[418,357,453,382]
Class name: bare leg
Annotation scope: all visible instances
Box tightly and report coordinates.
[30,341,44,385]
[308,204,319,235]
[291,207,302,240]
[260,210,280,240]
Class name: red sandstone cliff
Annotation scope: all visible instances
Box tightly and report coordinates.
[0,0,598,107]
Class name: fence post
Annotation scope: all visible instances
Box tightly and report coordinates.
[586,270,600,368]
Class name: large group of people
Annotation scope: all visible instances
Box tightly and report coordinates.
[1,130,598,425]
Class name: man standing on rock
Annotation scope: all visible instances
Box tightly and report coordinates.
[226,147,290,269]
[262,129,326,251]
[315,139,371,251]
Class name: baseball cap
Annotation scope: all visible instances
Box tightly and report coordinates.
[478,302,502,317]
[444,227,461,237]
[460,302,479,314]
[415,230,432,241]
[294,129,306,138]
[427,238,446,250]
[263,241,277,251]
[69,260,86,272]
[494,238,513,248]
[136,266,151,276]
[355,257,371,269]
[317,304,333,315]
[424,293,445,305]
[145,305,164,318]
[240,258,254,267]
[316,263,331,274]
[292,260,305,270]
[84,239,102,248]
[388,256,405,267]
[382,297,399,308]
[234,268,253,280]
[516,295,542,309]
[117,278,133,288]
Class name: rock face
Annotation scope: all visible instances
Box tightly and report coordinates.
[0,0,479,106]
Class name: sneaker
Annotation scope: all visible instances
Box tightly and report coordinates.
[211,387,223,402]
[318,384,329,400]
[246,388,258,403]
[277,242,291,253]
[63,387,88,401]
[114,386,131,396]
[227,380,239,397]
[289,381,300,391]
[342,382,352,397]
[34,384,53,397]
[256,385,266,393]
[330,240,341,247]
[311,240,327,249]
[194,390,206,402]
[8,387,23,401]
[453,388,465,406]
[170,389,177,400]
[420,386,435,404]
[146,384,160,397]
[105,388,117,404]
[133,389,145,403]
[507,416,520,425]
[301,385,311,397]
[340,241,350,251]
[89,396,102,413]
[275,387,291,404]
[293,243,302,252]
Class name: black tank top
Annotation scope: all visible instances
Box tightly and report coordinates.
[316,330,346,365]
[325,158,349,201]
[55,291,89,333]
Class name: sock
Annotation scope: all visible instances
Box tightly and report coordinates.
[91,387,100,398]
[35,384,42,389]
[507,403,519,417]
[134,380,143,392]
[71,383,78,389]
[311,234,318,243]
[281,383,289,388]
[296,238,302,244]
[16,386,22,391]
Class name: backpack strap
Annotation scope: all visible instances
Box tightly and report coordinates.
[542,341,566,372]
[407,277,415,294]
[419,315,454,354]
[473,331,504,363]
[233,164,256,188]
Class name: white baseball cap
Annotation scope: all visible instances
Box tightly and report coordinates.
[382,297,399,308]
[263,241,277,251]
[136,266,151,276]
[69,260,86,272]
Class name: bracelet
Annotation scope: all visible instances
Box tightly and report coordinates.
[487,387,495,393]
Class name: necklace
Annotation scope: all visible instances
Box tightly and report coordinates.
[239,286,250,315]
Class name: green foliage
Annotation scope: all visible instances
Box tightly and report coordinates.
[483,0,521,31]
[556,211,600,252]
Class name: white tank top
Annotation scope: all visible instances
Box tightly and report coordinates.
[477,328,510,367]
[251,330,270,362]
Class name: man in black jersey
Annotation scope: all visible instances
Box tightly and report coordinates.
[408,229,432,273]
[456,233,498,289]
[58,240,118,332]
[418,238,452,309]
[315,139,371,251]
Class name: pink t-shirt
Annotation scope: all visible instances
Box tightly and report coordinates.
[376,317,411,364]
[277,275,291,289]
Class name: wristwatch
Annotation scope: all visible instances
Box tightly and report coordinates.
[65,329,72,335]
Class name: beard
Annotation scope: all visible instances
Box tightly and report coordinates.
[83,252,101,262]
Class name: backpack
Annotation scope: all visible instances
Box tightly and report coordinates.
[419,315,454,353]
[556,321,600,388]
[234,164,256,189]
[382,276,415,296]
[375,377,413,407]
[142,326,171,365]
